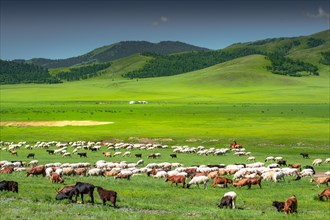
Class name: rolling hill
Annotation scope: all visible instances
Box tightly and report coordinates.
[26,41,209,68]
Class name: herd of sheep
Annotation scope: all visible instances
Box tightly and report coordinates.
[1,140,330,213]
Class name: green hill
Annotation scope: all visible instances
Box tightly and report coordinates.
[27,41,209,68]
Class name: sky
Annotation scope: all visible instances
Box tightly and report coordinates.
[0,0,329,60]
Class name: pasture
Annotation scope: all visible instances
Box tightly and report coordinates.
[1,54,329,219]
[0,143,330,220]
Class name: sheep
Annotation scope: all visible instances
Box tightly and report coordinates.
[325,158,330,164]
[45,167,54,178]
[87,168,104,176]
[62,152,71,157]
[122,151,131,157]
[187,176,209,189]
[114,171,133,180]
[274,157,283,162]
[246,157,255,162]
[113,152,122,157]
[28,160,39,167]
[102,152,112,157]
[312,159,323,166]
[153,170,168,179]
[272,172,285,183]
[223,191,237,209]
[265,156,275,162]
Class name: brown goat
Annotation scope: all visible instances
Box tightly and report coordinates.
[165,175,186,188]
[283,195,297,214]
[96,186,117,207]
[318,188,330,201]
[212,176,233,188]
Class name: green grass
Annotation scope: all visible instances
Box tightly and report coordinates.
[0,52,329,219]
[0,146,329,220]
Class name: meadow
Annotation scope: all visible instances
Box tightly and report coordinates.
[0,54,329,219]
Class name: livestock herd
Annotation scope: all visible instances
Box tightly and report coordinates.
[0,140,330,215]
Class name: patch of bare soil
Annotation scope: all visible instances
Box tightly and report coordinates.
[0,120,113,127]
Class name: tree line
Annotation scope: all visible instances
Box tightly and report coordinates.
[56,63,111,81]
[123,47,319,78]
[123,48,259,78]
[0,60,61,84]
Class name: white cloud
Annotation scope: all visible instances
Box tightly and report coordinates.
[152,16,169,26]
[306,7,330,19]
[160,16,168,22]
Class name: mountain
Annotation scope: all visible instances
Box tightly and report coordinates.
[123,30,329,78]
[27,41,210,68]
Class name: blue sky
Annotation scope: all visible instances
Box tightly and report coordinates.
[0,0,329,60]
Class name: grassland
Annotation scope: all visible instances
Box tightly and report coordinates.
[0,53,329,219]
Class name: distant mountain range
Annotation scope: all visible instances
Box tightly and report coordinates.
[2,29,329,84]
[25,41,210,68]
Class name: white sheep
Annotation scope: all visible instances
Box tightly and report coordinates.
[113,152,122,157]
[312,159,323,166]
[265,156,275,162]
[122,151,131,157]
[153,170,168,179]
[223,191,237,209]
[272,171,285,183]
[246,157,255,162]
[274,157,283,162]
[187,176,209,189]
[87,168,103,176]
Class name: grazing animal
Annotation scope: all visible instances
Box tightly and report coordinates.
[288,164,301,170]
[26,165,46,177]
[303,165,315,174]
[27,153,35,158]
[114,171,133,180]
[272,201,285,212]
[218,196,233,209]
[135,153,142,158]
[57,185,75,195]
[148,154,157,159]
[277,160,287,166]
[68,182,95,204]
[0,166,15,174]
[220,191,237,209]
[233,178,250,188]
[246,156,255,162]
[46,149,54,155]
[96,186,117,207]
[310,177,330,188]
[265,156,275,162]
[0,180,18,193]
[283,195,297,214]
[247,177,262,189]
[51,172,64,184]
[187,176,209,189]
[170,154,177,158]
[212,176,233,188]
[56,193,70,200]
[312,159,323,166]
[165,175,186,188]
[77,152,87,158]
[318,188,330,201]
[102,152,112,157]
[9,151,18,156]
[300,153,309,158]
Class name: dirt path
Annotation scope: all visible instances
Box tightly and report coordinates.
[0,120,113,127]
